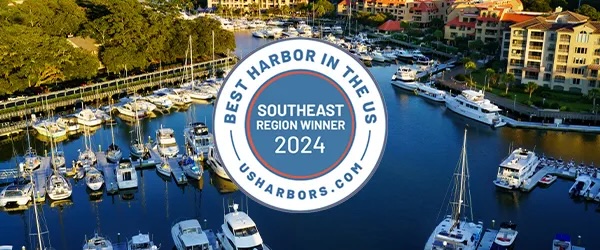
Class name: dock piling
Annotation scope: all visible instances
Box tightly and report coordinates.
[491,219,495,228]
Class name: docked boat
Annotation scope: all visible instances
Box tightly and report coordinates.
[416,82,447,102]
[106,107,122,163]
[252,30,266,38]
[0,182,33,207]
[491,221,518,249]
[569,175,592,198]
[552,234,573,250]
[32,119,67,138]
[539,174,557,185]
[83,233,113,250]
[207,146,230,180]
[128,232,159,250]
[493,148,539,190]
[156,157,172,177]
[51,150,66,169]
[184,122,213,156]
[85,167,104,191]
[425,128,484,250]
[358,52,372,61]
[155,125,179,158]
[179,155,202,180]
[117,102,146,118]
[22,147,42,171]
[332,25,343,35]
[56,116,80,133]
[391,66,418,91]
[46,173,72,200]
[76,109,103,127]
[370,51,386,62]
[116,160,138,190]
[445,90,507,128]
[216,203,271,250]
[397,49,413,60]
[154,88,192,106]
[143,93,173,110]
[171,219,213,250]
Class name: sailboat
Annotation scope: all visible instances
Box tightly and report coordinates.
[77,126,97,167]
[22,114,42,172]
[130,102,149,158]
[46,172,72,201]
[182,35,213,100]
[47,118,66,169]
[106,102,122,163]
[85,167,104,191]
[30,173,54,250]
[424,128,484,250]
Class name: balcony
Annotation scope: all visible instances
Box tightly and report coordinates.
[558,49,569,53]
[528,55,542,60]
[510,63,524,67]
[559,38,570,43]
[510,54,524,58]
[530,35,544,40]
[529,46,543,50]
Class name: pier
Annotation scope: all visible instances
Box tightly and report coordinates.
[96,151,119,195]
[477,229,498,250]
[168,157,187,185]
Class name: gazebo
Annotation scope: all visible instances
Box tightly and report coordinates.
[377,20,402,33]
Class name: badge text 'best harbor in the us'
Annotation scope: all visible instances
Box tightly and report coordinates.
[213,38,388,213]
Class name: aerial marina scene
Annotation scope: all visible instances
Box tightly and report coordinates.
[1,0,600,249]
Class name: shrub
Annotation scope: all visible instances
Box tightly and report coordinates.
[550,102,560,109]
[454,74,466,81]
[559,106,569,111]
[533,100,542,107]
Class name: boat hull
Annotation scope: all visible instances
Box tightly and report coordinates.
[445,98,507,128]
[106,150,123,163]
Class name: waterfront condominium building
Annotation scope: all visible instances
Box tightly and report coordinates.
[503,9,600,94]
[337,0,456,28]
[207,0,308,10]
[443,0,526,41]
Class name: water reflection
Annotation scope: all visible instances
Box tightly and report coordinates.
[209,171,238,194]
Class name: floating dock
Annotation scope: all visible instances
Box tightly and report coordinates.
[96,152,119,194]
[477,229,498,250]
[131,143,160,169]
[168,157,187,185]
[32,157,52,202]
[521,165,578,192]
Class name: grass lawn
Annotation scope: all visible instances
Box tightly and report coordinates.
[466,69,596,113]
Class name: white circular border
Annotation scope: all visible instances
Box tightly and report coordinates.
[213,38,387,213]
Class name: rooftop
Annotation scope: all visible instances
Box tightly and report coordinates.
[225,211,257,230]
[510,10,599,32]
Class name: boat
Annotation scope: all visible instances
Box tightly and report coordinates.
[155,125,179,158]
[445,90,507,128]
[391,66,418,91]
[76,108,103,127]
[106,104,122,163]
[130,104,149,158]
[83,233,113,250]
[32,119,67,138]
[332,25,343,35]
[56,116,80,133]
[22,147,42,171]
[171,219,213,250]
[493,148,539,190]
[424,128,484,250]
[180,155,202,180]
[46,173,72,200]
[358,52,372,61]
[491,221,518,249]
[207,146,230,180]
[539,174,557,185]
[128,232,159,250]
[252,30,266,38]
[552,234,573,250]
[416,82,447,102]
[78,129,97,167]
[216,203,271,250]
[156,157,172,177]
[184,122,214,156]
[370,51,386,62]
[0,182,33,207]
[397,49,413,60]
[569,175,592,198]
[116,160,138,190]
[85,167,104,191]
[51,150,66,169]
[117,102,146,118]
[143,93,173,110]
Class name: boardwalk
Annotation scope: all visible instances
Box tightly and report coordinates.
[96,151,119,194]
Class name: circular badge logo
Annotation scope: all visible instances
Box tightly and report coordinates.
[213,38,387,213]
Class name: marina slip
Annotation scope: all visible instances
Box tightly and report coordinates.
[213,38,388,213]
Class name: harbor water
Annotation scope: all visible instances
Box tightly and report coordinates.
[1,31,600,249]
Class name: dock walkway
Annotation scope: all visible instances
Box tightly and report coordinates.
[521,165,577,192]
[502,116,600,133]
[32,157,52,202]
[168,157,187,185]
[96,151,119,194]
[477,229,498,250]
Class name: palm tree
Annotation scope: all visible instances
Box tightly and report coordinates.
[464,60,477,83]
[587,88,600,114]
[525,81,539,101]
[502,73,515,95]
[484,68,495,90]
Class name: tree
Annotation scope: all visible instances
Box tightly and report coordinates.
[525,81,539,101]
[587,88,600,114]
[576,4,600,21]
[502,73,516,95]
[310,0,334,18]
[433,29,443,42]
[464,60,477,82]
[429,18,444,30]
[522,0,552,12]
[485,68,495,90]
[14,0,88,37]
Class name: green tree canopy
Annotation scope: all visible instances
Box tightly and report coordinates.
[576,4,600,21]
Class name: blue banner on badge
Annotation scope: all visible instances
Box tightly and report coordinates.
[213,38,388,213]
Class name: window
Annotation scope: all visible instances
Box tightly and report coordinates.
[592,70,598,78]
[559,34,570,42]
[595,49,600,56]
[576,31,589,43]
[571,68,584,75]
[558,44,569,53]
[595,58,600,64]
[234,226,258,237]
[575,47,588,54]
[573,58,586,64]
[557,55,568,63]
[556,65,567,73]
[590,80,597,87]
[544,73,552,81]
[554,76,566,83]
[573,79,581,85]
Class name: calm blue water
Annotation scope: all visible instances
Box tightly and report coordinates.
[1,31,599,249]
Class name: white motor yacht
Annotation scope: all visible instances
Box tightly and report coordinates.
[155,125,179,158]
[186,85,214,100]
[0,182,33,207]
[370,51,386,62]
[283,26,299,37]
[207,146,230,180]
[252,30,266,38]
[56,116,80,133]
[397,49,413,60]
[358,52,372,61]
[425,129,484,250]
[128,232,159,250]
[391,66,418,91]
[76,109,103,127]
[85,167,104,191]
[217,203,271,250]
[46,173,72,200]
[171,219,213,250]
[143,93,173,110]
[116,160,138,190]
[83,233,113,250]
[493,148,539,190]
[491,222,518,249]
[445,90,507,128]
[32,119,67,138]
[184,122,214,156]
[117,102,146,118]
[416,82,447,102]
[569,175,593,198]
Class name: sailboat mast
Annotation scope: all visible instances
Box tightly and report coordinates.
[190,35,194,86]
[30,174,44,249]
[212,30,215,77]
[453,129,468,228]
[110,101,115,146]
